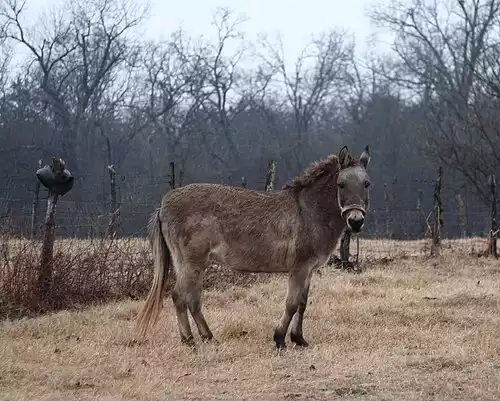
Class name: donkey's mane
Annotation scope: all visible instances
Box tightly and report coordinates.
[282,154,359,191]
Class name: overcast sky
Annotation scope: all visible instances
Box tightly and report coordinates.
[145,0,389,54]
[14,0,393,69]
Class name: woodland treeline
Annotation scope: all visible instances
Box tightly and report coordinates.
[0,0,498,239]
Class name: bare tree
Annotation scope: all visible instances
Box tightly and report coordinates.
[369,0,500,201]
[0,0,148,172]
[261,29,354,170]
[198,7,250,182]
[132,30,210,176]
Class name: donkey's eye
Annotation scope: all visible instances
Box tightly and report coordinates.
[338,182,345,189]
[365,181,371,188]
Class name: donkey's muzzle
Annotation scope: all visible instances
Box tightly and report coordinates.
[347,216,364,233]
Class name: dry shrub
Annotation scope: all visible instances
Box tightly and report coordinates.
[0,235,154,319]
[0,234,275,320]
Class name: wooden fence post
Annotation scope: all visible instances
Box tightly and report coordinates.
[38,190,58,299]
[339,229,351,265]
[264,160,277,192]
[169,162,176,190]
[35,157,74,302]
[30,159,43,239]
[391,177,398,236]
[416,189,426,237]
[383,182,391,237]
[431,166,443,257]
[106,164,119,238]
[457,191,468,239]
[179,170,184,187]
[487,174,498,257]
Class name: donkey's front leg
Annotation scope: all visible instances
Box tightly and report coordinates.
[289,273,312,347]
[273,269,311,349]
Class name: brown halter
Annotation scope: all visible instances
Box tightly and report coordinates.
[339,203,367,218]
[335,169,367,218]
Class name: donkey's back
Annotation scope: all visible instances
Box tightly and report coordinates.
[159,183,300,273]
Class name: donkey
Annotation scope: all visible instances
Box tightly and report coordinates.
[135,145,371,349]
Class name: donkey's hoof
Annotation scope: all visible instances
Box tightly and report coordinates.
[273,330,287,349]
[180,336,195,347]
[275,342,287,350]
[290,332,309,347]
[201,335,217,344]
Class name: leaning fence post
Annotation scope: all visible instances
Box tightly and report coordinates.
[30,159,43,239]
[35,157,74,302]
[487,174,498,257]
[430,166,443,257]
[264,160,277,192]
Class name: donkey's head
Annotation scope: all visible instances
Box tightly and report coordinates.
[336,145,371,233]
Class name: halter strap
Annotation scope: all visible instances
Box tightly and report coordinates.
[339,204,366,217]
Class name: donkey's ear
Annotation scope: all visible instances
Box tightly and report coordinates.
[359,145,371,169]
[338,146,351,168]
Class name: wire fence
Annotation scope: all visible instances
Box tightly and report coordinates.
[0,168,494,260]
[2,164,497,321]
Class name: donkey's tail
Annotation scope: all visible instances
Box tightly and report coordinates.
[135,207,170,339]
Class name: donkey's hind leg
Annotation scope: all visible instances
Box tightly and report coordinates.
[172,261,214,344]
[171,283,195,345]
[186,268,213,341]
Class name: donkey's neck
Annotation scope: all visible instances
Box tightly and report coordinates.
[299,177,345,235]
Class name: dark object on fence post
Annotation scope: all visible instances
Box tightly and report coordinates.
[31,159,43,239]
[241,176,247,188]
[264,160,277,192]
[169,162,176,190]
[106,164,119,238]
[487,174,498,257]
[35,157,74,302]
[431,166,443,257]
[36,157,74,196]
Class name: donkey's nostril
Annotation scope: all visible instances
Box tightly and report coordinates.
[347,217,364,232]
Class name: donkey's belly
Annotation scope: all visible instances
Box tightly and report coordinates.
[221,240,294,273]
[230,262,291,273]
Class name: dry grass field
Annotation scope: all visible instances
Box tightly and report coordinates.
[1,237,500,400]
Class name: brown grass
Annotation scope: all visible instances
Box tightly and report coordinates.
[1,237,500,400]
